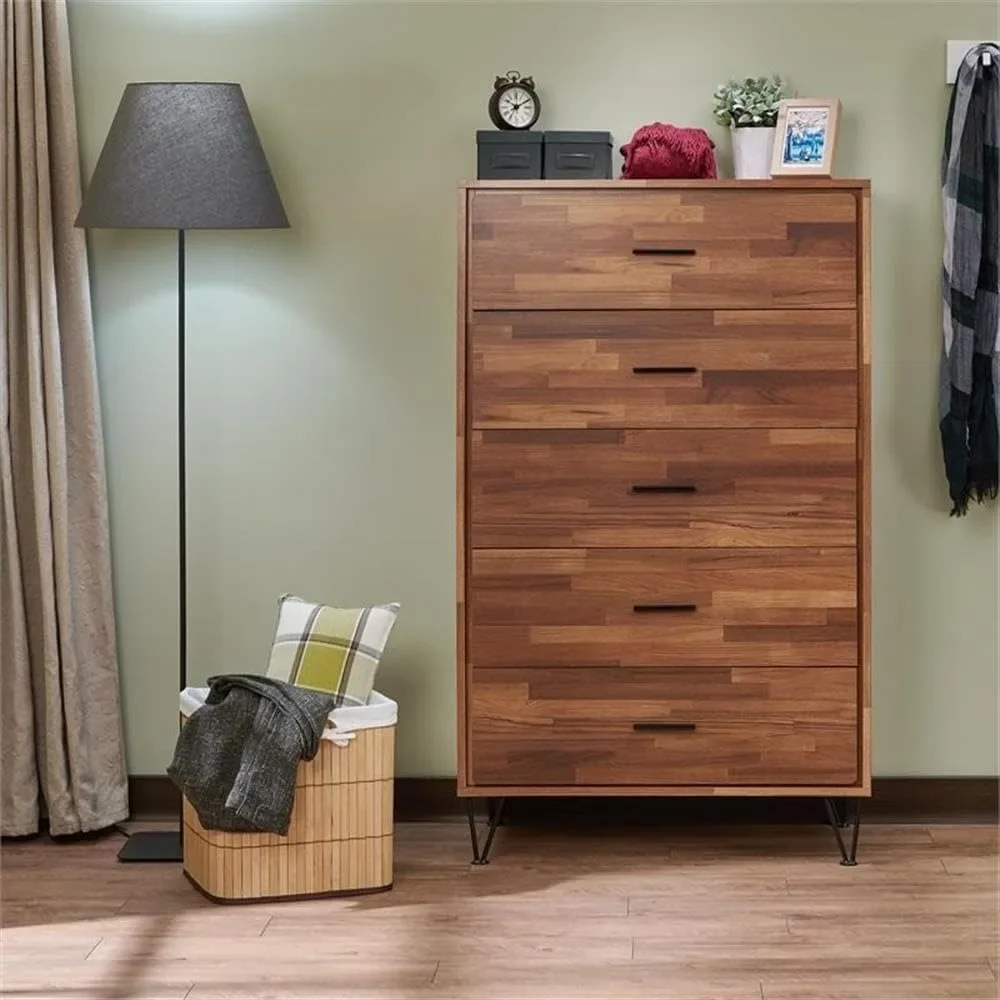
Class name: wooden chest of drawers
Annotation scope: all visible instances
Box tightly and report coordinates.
[457,180,871,799]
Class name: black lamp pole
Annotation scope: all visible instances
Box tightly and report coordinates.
[76,83,289,862]
[178,229,187,703]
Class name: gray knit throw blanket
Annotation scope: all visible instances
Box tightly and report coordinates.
[941,43,1000,516]
[168,675,339,834]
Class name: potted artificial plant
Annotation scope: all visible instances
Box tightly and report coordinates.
[712,75,789,179]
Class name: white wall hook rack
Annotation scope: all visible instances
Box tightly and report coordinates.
[947,40,999,84]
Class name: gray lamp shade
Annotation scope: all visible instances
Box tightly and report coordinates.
[76,82,289,230]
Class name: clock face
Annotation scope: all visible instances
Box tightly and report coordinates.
[497,86,537,128]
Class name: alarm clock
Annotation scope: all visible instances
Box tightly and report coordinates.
[488,71,541,131]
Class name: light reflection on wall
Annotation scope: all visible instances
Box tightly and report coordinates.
[143,0,286,26]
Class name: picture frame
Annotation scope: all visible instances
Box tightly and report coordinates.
[770,98,841,177]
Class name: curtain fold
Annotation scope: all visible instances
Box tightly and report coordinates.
[1,0,128,836]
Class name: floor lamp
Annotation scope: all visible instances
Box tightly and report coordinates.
[76,83,289,862]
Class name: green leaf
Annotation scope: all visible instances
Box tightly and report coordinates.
[710,73,789,123]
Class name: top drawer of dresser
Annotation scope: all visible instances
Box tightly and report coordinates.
[468,188,859,311]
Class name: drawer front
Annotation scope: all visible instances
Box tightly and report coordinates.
[470,311,857,429]
[470,427,857,548]
[469,548,858,668]
[469,667,858,786]
[469,189,858,310]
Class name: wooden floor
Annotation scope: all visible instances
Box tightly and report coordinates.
[2,821,997,999]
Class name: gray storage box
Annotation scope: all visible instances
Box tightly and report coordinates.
[543,131,613,179]
[477,130,543,180]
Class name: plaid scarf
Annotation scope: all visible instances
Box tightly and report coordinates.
[940,43,1000,516]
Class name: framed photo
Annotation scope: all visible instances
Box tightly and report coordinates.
[771,98,841,176]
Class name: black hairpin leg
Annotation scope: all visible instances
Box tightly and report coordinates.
[826,797,851,828]
[465,797,506,865]
[824,797,861,866]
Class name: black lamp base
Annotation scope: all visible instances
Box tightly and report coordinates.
[117,829,183,863]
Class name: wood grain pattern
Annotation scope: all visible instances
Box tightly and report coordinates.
[457,183,470,791]
[857,187,873,792]
[2,821,995,1000]
[470,189,858,310]
[457,181,872,798]
[470,427,857,548]
[470,548,857,668]
[183,725,395,900]
[465,178,873,189]
[470,667,858,786]
[470,310,857,428]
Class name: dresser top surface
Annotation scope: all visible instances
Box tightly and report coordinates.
[462,178,871,191]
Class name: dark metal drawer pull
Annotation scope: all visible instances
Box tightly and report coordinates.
[631,484,697,494]
[632,365,698,375]
[632,247,697,256]
[632,603,698,613]
[633,721,697,732]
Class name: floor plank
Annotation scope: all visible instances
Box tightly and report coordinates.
[1,821,996,999]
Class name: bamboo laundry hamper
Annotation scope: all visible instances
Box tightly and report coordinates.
[179,688,397,903]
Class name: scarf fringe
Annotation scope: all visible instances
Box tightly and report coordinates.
[949,466,999,516]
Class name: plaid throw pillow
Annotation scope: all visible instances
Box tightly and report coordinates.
[265,595,400,703]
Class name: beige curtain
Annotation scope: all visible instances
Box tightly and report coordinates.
[1,0,127,836]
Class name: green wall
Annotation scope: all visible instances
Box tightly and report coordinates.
[69,1,999,777]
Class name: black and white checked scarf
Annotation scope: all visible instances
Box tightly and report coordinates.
[940,43,1000,516]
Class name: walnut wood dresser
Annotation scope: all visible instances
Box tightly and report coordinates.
[456,180,871,864]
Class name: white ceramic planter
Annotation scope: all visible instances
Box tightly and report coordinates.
[731,126,776,179]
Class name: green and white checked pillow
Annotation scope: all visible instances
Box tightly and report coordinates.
[265,594,399,703]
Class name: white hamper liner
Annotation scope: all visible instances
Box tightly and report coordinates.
[179,687,397,744]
